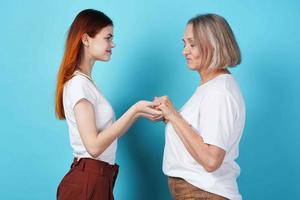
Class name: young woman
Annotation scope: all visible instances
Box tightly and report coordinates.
[155,14,245,200]
[55,9,162,200]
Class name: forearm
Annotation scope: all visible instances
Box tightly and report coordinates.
[76,99,161,158]
[169,113,221,172]
[90,106,138,157]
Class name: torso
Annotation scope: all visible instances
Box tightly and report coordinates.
[63,71,117,164]
[163,74,245,200]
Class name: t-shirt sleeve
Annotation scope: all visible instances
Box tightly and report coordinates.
[198,92,237,151]
[67,77,96,109]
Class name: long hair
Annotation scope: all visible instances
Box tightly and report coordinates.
[55,9,113,119]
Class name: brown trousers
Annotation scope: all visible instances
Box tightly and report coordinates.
[57,158,119,200]
[168,177,228,200]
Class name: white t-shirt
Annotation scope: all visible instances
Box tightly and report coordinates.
[63,71,117,165]
[163,74,245,200]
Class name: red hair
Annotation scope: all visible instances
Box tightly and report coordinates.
[55,9,113,119]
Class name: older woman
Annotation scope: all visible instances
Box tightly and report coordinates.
[156,14,245,200]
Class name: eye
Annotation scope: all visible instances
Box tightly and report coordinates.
[189,42,196,48]
[105,35,113,41]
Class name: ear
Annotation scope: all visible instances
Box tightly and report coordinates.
[81,33,90,47]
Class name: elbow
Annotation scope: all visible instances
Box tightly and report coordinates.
[84,140,108,158]
[204,165,219,173]
[89,152,100,159]
[86,147,102,158]
[203,158,222,173]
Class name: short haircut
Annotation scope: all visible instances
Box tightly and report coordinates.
[188,14,241,70]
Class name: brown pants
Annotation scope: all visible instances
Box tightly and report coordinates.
[168,177,228,200]
[57,158,119,200]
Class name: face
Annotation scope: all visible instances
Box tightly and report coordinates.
[182,24,201,70]
[84,25,115,61]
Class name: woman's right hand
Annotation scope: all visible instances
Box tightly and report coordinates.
[133,100,163,121]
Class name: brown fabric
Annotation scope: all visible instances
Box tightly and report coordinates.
[168,177,228,200]
[57,158,119,200]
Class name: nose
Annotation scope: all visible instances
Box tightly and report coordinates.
[182,46,189,57]
[111,41,116,48]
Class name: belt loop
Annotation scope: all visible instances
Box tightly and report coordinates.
[81,160,86,171]
[71,158,78,169]
[72,157,83,169]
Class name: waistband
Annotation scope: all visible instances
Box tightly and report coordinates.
[71,158,119,179]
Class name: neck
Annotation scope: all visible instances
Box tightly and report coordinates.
[77,52,95,77]
[198,68,230,85]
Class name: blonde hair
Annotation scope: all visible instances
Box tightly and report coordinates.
[188,14,241,70]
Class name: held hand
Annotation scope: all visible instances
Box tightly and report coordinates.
[154,96,178,122]
[133,100,164,121]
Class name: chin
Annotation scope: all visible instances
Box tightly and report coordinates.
[187,64,198,71]
[98,56,111,62]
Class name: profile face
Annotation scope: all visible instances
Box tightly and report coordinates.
[87,25,115,61]
[182,24,201,71]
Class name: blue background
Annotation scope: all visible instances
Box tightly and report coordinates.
[1,0,299,199]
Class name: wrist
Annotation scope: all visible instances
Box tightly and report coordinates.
[168,110,180,123]
[130,103,140,121]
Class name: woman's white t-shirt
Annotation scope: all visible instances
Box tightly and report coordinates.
[63,71,117,165]
[163,74,245,200]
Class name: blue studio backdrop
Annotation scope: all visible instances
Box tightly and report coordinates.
[1,0,299,199]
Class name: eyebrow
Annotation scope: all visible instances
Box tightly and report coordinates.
[106,34,113,37]
[182,38,194,42]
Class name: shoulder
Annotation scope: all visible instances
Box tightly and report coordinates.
[200,76,245,115]
[64,75,93,91]
[67,75,90,86]
[63,75,97,101]
[63,75,97,107]
[204,75,241,98]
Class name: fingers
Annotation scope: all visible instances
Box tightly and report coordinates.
[162,117,169,123]
[154,96,170,105]
[151,99,161,107]
[158,102,168,112]
[135,97,175,123]
[141,100,156,107]
[144,99,162,108]
[144,107,163,116]
[153,115,164,122]
[141,113,164,122]
[138,97,172,114]
[158,100,177,122]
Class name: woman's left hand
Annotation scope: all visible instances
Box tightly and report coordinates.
[154,96,178,122]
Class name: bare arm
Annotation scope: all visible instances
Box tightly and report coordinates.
[74,99,162,158]
[168,112,225,172]
[157,96,225,172]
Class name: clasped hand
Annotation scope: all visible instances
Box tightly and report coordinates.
[134,96,177,123]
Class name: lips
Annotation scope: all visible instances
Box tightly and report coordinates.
[106,50,112,54]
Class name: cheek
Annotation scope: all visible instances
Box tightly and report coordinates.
[89,42,107,57]
[186,52,201,70]
[192,52,201,64]
[91,42,105,53]
[191,49,200,59]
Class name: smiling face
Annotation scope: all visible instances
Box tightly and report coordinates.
[83,25,115,62]
[182,24,202,71]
